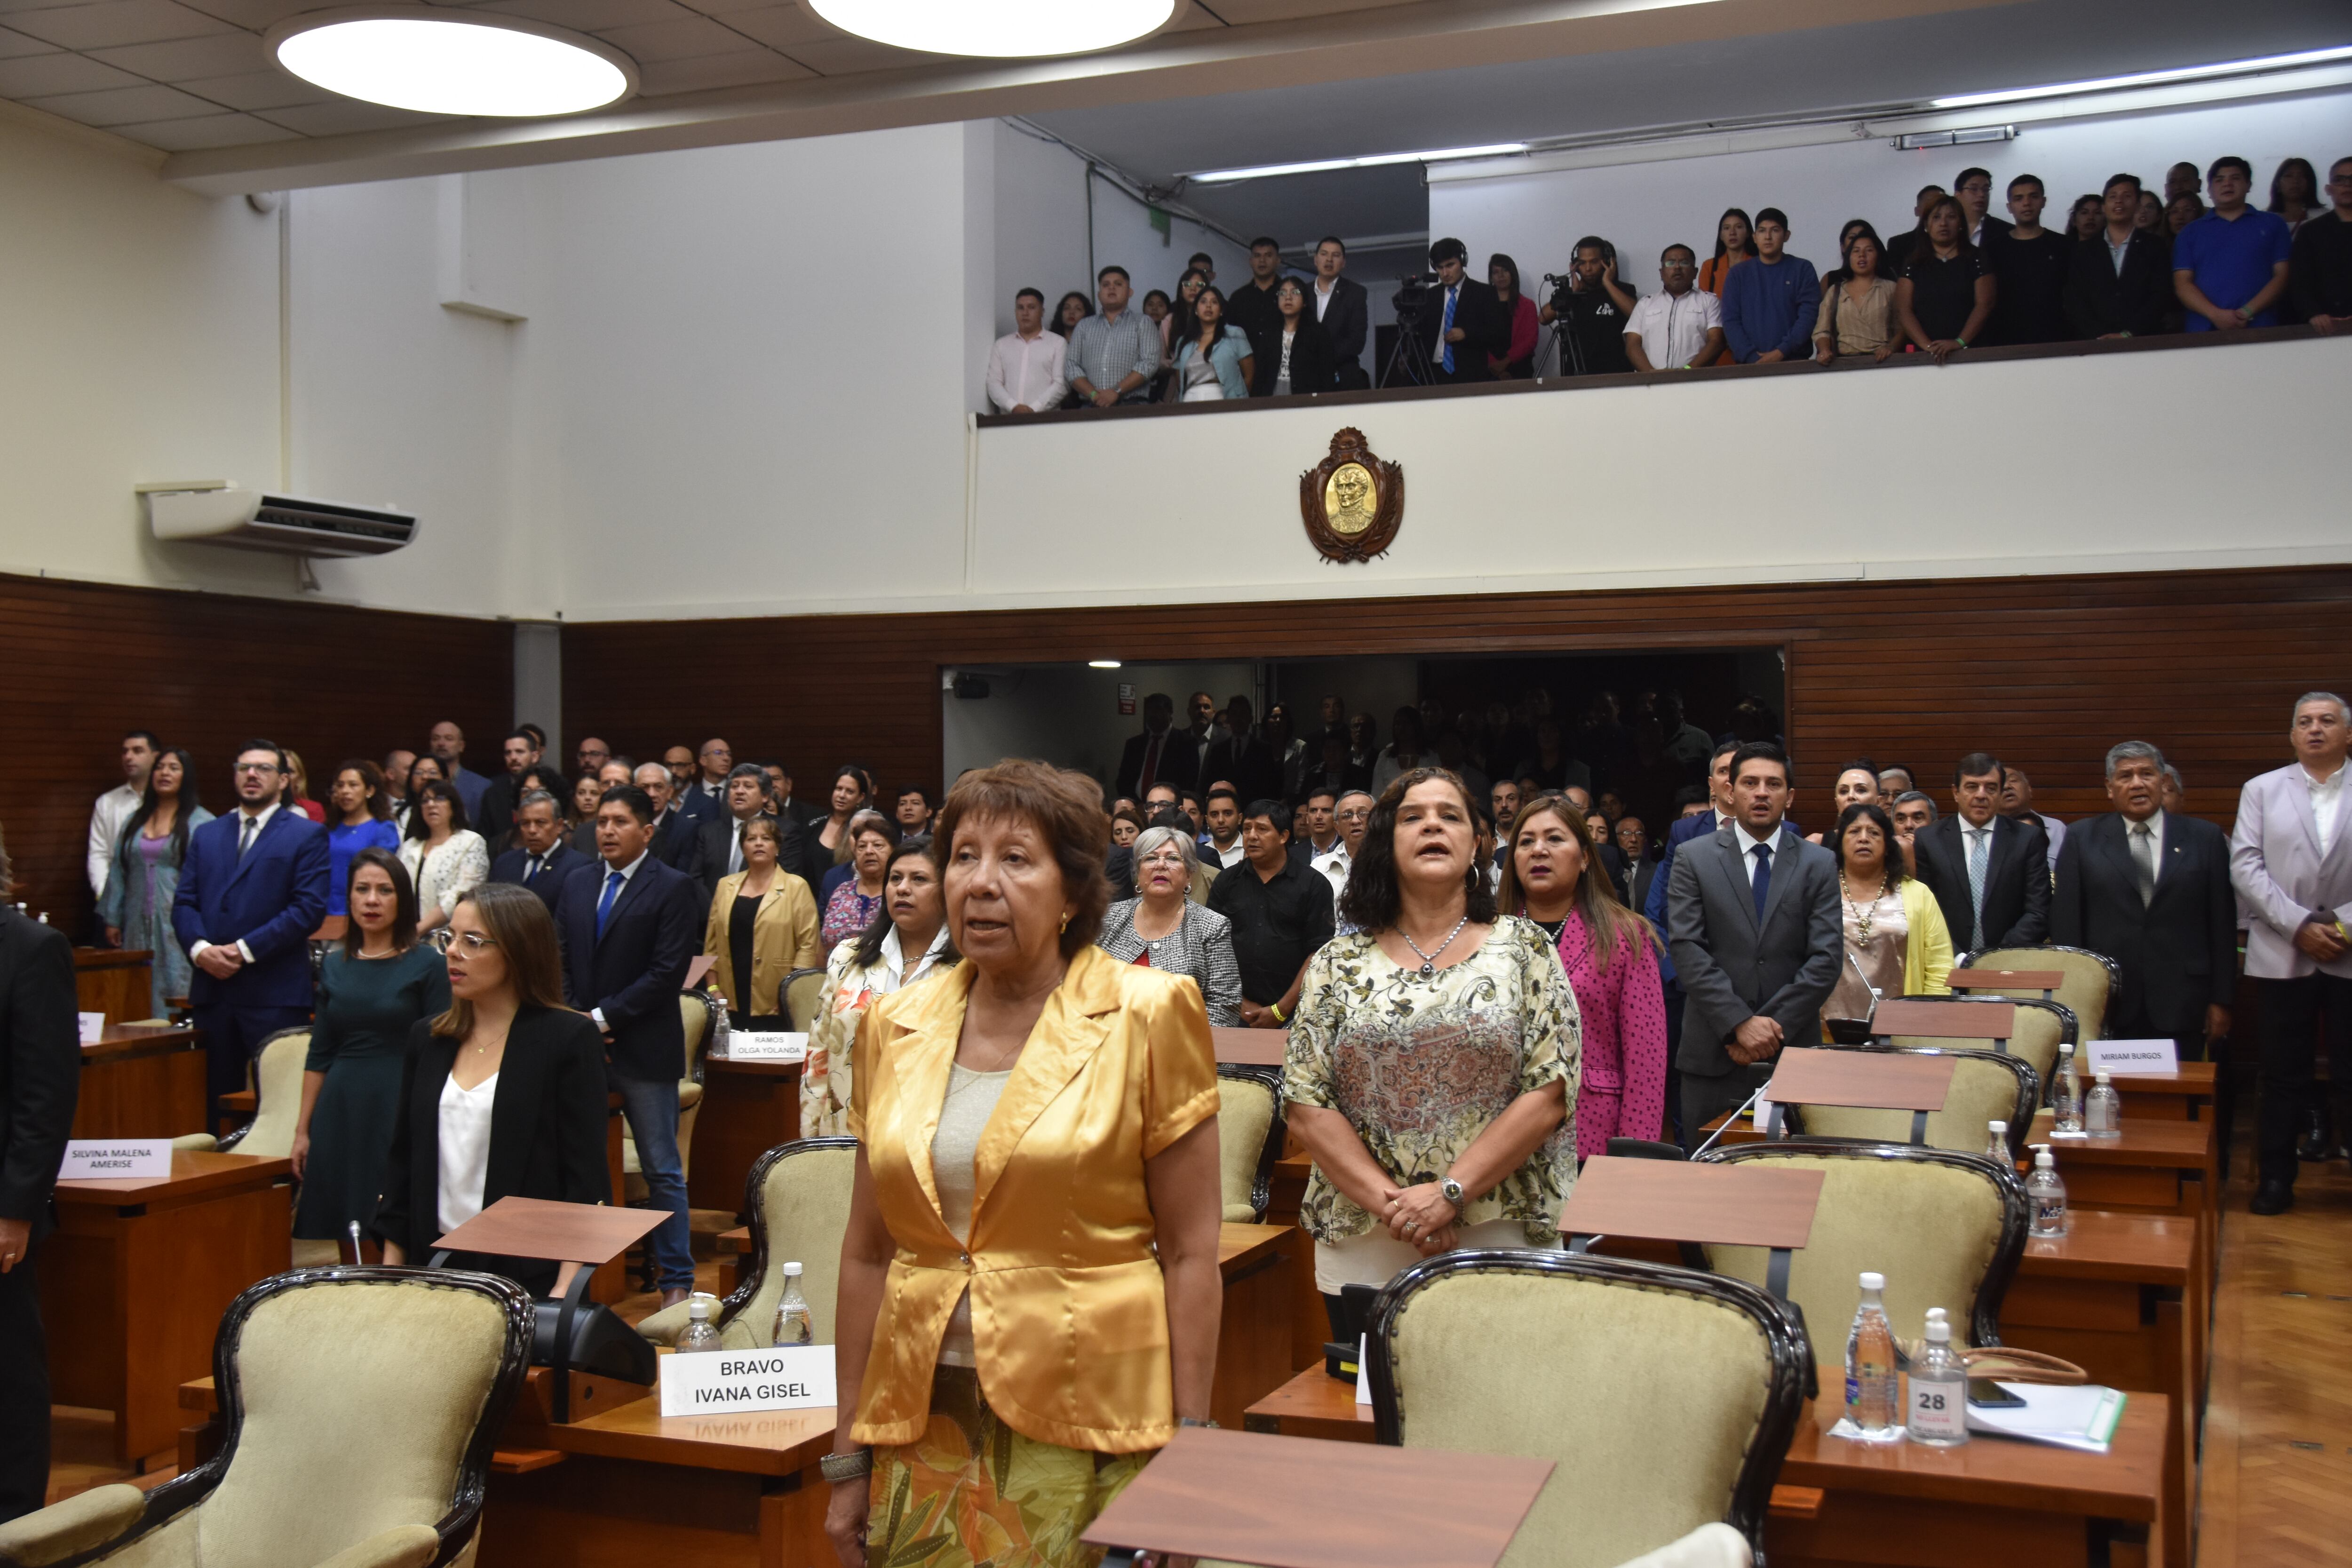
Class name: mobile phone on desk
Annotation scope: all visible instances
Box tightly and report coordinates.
[1966,1378,2026,1409]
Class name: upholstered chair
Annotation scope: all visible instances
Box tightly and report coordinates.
[1784,1045,2039,1158]
[1698,1140,2028,1360]
[1366,1251,1808,1568]
[1962,945,2121,1042]
[636,1136,856,1349]
[0,1267,531,1568]
[1883,994,2075,1103]
[622,992,714,1203]
[1613,1524,1750,1568]
[1214,1064,1286,1224]
[778,966,830,1029]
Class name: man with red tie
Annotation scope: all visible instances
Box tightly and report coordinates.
[1116,692,1199,804]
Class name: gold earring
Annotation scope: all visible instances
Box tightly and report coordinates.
[1059,913,1071,933]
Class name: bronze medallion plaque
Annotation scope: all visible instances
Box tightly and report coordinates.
[1299,428,1403,562]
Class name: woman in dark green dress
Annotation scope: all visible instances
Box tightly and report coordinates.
[293,848,450,1243]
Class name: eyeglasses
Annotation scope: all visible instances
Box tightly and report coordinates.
[234,762,281,775]
[434,930,500,955]
[1139,851,1188,868]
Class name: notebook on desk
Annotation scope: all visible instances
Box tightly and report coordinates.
[1966,1383,2126,1454]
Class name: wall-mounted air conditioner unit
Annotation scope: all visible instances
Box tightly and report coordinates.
[138,481,417,558]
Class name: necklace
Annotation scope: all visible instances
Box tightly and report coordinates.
[1398,913,1470,978]
[1839,872,1887,949]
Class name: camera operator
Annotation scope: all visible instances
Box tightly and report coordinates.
[1539,236,1637,376]
[1409,237,1510,384]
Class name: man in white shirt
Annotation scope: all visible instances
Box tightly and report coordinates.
[1201,788,1247,870]
[1621,245,1725,372]
[1314,789,1374,911]
[87,730,158,898]
[1308,236,1370,387]
[985,288,1067,414]
[1288,787,1343,867]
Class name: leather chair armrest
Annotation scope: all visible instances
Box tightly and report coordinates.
[634,1299,692,1345]
[172,1133,220,1153]
[313,1524,441,1568]
[677,1082,703,1111]
[0,1483,146,1566]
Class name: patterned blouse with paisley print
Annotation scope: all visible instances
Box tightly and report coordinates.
[800,923,956,1138]
[1281,915,1583,1246]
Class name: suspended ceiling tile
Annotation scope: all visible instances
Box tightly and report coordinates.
[85,28,264,77]
[1205,0,1426,20]
[0,46,136,92]
[173,66,324,109]
[257,96,450,134]
[673,0,795,14]
[0,23,54,54]
[636,45,811,92]
[112,105,294,145]
[2,0,237,51]
[172,0,317,26]
[708,4,834,49]
[22,77,223,123]
[476,0,699,33]
[590,13,751,60]
[760,31,918,73]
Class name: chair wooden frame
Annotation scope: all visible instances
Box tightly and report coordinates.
[715,1136,858,1332]
[1956,944,2122,1037]
[1789,1043,2040,1158]
[1365,1249,1811,1559]
[1696,1139,2030,1351]
[51,1266,535,1568]
[215,1026,310,1154]
[1216,1062,1287,1224]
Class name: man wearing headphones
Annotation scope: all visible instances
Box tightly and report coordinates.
[1540,236,1637,375]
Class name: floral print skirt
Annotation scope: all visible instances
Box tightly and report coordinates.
[868,1367,1148,1568]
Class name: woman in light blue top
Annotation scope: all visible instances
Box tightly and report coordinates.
[1169,285,1255,401]
[325,758,401,917]
[96,745,213,1017]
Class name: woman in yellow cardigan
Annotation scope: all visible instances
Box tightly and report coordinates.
[822,761,1224,1568]
[702,816,821,1018]
[1824,801,1954,1031]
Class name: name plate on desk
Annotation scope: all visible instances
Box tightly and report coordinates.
[718,1031,805,1063]
[60,1140,172,1179]
[2087,1038,2179,1075]
[659,1345,834,1416]
[79,1012,105,1044]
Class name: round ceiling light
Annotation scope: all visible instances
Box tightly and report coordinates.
[269,8,636,118]
[808,0,1178,58]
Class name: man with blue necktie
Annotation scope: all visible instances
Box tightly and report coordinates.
[1414,237,1507,384]
[172,741,330,1116]
[488,789,584,912]
[556,783,702,1307]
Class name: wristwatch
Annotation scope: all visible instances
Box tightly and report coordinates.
[820,1449,873,1484]
[1179,1417,1221,1429]
[1439,1176,1466,1214]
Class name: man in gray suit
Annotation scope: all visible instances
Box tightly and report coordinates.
[2231,691,2352,1215]
[1668,741,1843,1145]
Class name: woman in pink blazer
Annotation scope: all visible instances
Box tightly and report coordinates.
[1498,792,1669,1155]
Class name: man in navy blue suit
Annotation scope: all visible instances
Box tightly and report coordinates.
[488,788,584,912]
[171,740,330,1114]
[556,783,702,1308]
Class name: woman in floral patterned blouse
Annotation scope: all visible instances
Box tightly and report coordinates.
[1283,766,1581,1323]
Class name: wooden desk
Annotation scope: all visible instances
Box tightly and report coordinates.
[2107,1063,2217,1123]
[75,1024,206,1140]
[44,1152,292,1465]
[688,1057,801,1213]
[75,947,153,1026]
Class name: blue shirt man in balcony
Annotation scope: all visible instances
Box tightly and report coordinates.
[2172,155,2294,333]
[1068,265,1161,409]
[1720,208,1821,364]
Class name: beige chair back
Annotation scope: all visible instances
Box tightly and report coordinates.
[1886,995,2072,1104]
[221,1029,311,1158]
[781,966,830,1030]
[1794,1046,2038,1158]
[1698,1141,2027,1360]
[1214,1065,1285,1223]
[1965,945,2118,1040]
[715,1138,858,1348]
[1368,1253,1806,1568]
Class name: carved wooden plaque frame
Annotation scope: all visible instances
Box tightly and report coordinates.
[1299,427,1403,563]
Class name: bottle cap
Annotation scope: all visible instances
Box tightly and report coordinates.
[2094,1068,2113,1083]
[1925,1306,1947,1321]
[1988,1120,2007,1134]
[688,1297,710,1319]
[783,1261,804,1277]
[2059,1041,2074,1055]
[2034,1148,2056,1169]
[1925,1316,1951,1343]
[1859,1270,1884,1290]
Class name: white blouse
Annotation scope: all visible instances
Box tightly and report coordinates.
[401,830,490,918]
[437,1069,500,1234]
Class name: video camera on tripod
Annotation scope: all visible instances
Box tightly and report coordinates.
[1380,272,1447,388]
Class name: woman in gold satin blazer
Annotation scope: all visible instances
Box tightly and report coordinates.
[825,762,1225,1568]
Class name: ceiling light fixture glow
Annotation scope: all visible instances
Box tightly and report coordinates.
[1089,660,1122,669]
[1931,44,2352,110]
[1188,143,1529,185]
[270,9,636,118]
[808,0,1176,58]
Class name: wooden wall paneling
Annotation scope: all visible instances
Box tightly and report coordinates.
[0,572,511,933]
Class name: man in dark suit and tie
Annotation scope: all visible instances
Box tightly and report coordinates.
[171,741,330,1114]
[699,764,811,894]
[2066,173,2177,339]
[1200,694,1283,808]
[1309,236,1371,389]
[488,788,584,912]
[1411,237,1509,385]
[633,762,704,878]
[1912,752,2050,955]
[1667,742,1842,1143]
[2052,741,2235,1060]
[1115,692,1200,804]
[556,783,703,1308]
[0,851,78,1524]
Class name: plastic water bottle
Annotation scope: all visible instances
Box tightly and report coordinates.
[1907,1308,1970,1448]
[771,1261,814,1346]
[1843,1271,1902,1441]
[2026,1147,2069,1237]
[1985,1120,2010,1162]
[2053,1043,2083,1134]
[676,1294,722,1353]
[712,995,731,1059]
[2086,1069,2122,1140]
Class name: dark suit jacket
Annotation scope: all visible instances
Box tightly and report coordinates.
[2050,812,2236,1035]
[370,1008,610,1271]
[0,907,78,1242]
[697,812,813,897]
[1666,823,1842,1075]
[170,807,331,1010]
[567,821,598,857]
[1251,316,1339,398]
[1105,845,1136,902]
[675,783,723,826]
[1623,853,1661,916]
[489,840,587,914]
[2066,232,2174,339]
[556,854,702,1082]
[1200,736,1285,808]
[1115,727,1200,803]
[648,809,703,878]
[1913,813,2051,953]
[1411,277,1510,382]
[476,773,524,840]
[1314,276,1370,371]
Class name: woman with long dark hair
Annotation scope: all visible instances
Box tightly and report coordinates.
[1170,284,1253,401]
[1050,290,1091,340]
[2269,156,2322,228]
[325,758,399,918]
[802,836,958,1138]
[1487,253,1540,378]
[96,745,210,1016]
[1258,275,1338,396]
[815,764,873,864]
[1812,228,1899,363]
[293,848,447,1246]
[2066,193,2105,242]
[1700,207,1757,295]
[1497,792,1665,1156]
[1284,768,1578,1320]
[1823,801,1953,1029]
[398,778,488,935]
[1896,193,1994,364]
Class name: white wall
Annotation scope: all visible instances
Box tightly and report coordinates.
[1428,91,2352,297]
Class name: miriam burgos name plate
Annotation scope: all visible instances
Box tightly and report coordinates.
[660,1344,836,1417]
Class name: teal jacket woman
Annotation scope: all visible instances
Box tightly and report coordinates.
[95,747,212,1018]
